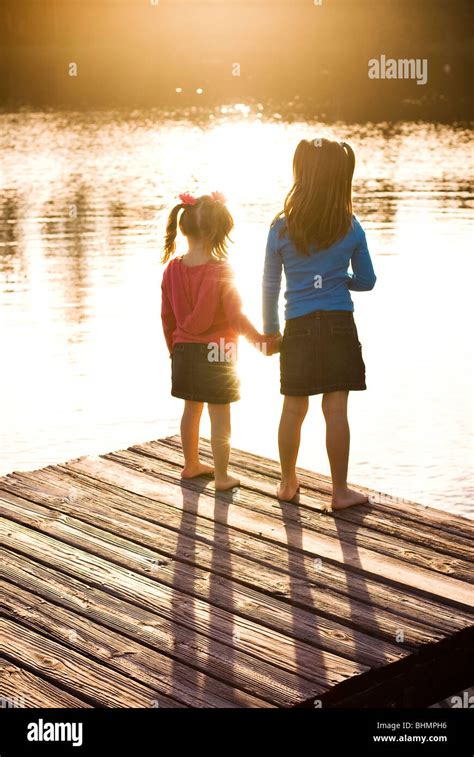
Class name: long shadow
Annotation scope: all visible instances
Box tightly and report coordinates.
[169,482,201,703]
[280,498,328,704]
[173,468,381,706]
[332,505,385,706]
[202,491,237,702]
[170,480,236,707]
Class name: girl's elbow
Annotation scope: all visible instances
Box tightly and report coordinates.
[365,274,377,291]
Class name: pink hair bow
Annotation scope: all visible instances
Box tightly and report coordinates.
[211,191,227,204]
[179,193,197,206]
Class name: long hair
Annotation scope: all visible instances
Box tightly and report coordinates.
[162,195,234,264]
[277,138,355,254]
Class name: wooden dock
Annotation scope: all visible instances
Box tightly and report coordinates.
[0,435,473,708]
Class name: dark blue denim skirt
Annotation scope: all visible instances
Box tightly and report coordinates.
[280,310,366,396]
[171,342,241,404]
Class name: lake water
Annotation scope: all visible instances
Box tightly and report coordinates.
[1,107,473,517]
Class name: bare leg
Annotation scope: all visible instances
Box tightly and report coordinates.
[180,400,214,478]
[322,391,367,509]
[278,395,309,500]
[208,403,240,491]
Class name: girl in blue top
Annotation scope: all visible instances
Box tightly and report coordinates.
[263,137,376,509]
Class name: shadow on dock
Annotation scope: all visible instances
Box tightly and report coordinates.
[0,435,473,707]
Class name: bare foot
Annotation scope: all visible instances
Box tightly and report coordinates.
[277,480,301,502]
[215,475,240,492]
[181,462,214,479]
[331,487,368,510]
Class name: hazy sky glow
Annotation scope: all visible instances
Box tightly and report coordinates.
[1,0,472,120]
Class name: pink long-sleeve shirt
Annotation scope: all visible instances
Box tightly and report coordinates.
[161,257,261,355]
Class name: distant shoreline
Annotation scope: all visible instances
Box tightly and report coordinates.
[0,99,473,125]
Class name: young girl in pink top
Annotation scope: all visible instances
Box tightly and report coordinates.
[161,192,273,491]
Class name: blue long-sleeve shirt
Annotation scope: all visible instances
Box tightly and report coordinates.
[262,215,376,333]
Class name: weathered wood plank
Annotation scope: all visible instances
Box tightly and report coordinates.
[1,435,471,708]
[0,516,367,693]
[44,455,473,606]
[0,480,437,661]
[0,618,181,708]
[101,447,473,582]
[0,658,92,708]
[138,439,474,558]
[180,436,474,535]
[16,463,471,639]
[0,549,337,706]
[298,624,474,708]
[0,580,270,708]
[152,435,473,540]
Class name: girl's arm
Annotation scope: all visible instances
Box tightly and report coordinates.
[347,220,377,291]
[262,224,283,334]
[161,276,177,356]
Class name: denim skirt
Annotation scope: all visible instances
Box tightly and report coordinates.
[171,342,241,404]
[280,310,366,396]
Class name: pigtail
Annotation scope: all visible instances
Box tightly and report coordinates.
[162,204,184,264]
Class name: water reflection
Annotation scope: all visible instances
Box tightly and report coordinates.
[0,107,473,516]
[0,191,23,279]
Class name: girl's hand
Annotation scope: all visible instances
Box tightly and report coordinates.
[268,333,282,356]
[258,333,282,356]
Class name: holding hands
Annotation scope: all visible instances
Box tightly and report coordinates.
[256,332,282,356]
